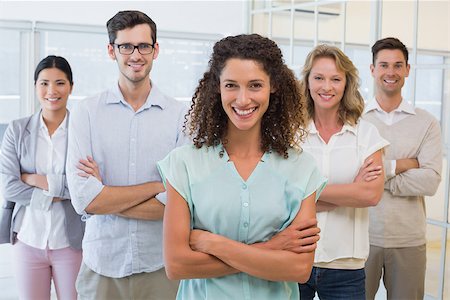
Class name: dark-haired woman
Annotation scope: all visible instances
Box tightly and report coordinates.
[157,34,327,300]
[0,55,84,300]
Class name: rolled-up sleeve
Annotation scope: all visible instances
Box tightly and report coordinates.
[66,102,105,216]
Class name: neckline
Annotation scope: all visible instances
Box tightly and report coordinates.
[219,145,269,184]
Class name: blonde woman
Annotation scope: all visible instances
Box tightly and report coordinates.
[298,45,388,299]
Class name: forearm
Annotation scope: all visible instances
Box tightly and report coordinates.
[395,158,419,175]
[165,245,239,280]
[85,181,164,214]
[316,200,337,212]
[386,168,441,196]
[116,198,165,220]
[207,237,313,283]
[319,181,382,207]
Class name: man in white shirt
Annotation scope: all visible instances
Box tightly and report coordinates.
[363,37,442,300]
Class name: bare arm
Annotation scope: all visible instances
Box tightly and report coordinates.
[316,200,338,212]
[258,218,320,254]
[116,197,164,220]
[163,181,238,279]
[191,194,317,283]
[318,150,384,207]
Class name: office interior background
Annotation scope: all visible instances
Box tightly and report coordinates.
[0,0,448,299]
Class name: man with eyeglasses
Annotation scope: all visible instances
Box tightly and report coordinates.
[67,10,186,299]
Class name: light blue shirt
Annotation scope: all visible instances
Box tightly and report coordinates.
[158,144,327,300]
[66,82,188,278]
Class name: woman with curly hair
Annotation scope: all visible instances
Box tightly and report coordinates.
[298,45,389,299]
[157,34,327,299]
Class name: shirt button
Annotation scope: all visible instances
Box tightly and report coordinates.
[242,183,247,190]
[243,202,249,207]
[243,222,249,228]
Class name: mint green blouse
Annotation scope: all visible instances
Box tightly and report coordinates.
[158,144,326,300]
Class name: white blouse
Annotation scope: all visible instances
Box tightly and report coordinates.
[17,114,69,250]
[302,119,389,269]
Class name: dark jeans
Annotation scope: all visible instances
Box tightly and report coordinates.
[299,267,366,300]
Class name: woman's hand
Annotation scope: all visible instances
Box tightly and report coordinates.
[21,173,49,190]
[264,218,320,253]
[77,156,102,182]
[354,158,382,183]
[189,229,220,254]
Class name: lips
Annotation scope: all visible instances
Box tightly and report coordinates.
[45,97,61,102]
[233,107,257,117]
[128,63,144,71]
[319,94,333,101]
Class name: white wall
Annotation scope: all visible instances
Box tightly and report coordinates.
[0,0,248,35]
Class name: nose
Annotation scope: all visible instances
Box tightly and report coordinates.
[129,48,143,60]
[46,83,57,95]
[236,88,251,106]
[386,65,396,75]
[322,79,332,91]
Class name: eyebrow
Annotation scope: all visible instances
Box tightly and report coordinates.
[378,61,405,64]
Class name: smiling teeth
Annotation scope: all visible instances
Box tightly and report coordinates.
[47,98,59,102]
[385,80,396,83]
[234,107,256,116]
[321,95,332,99]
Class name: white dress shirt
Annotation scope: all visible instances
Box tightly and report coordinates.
[17,113,69,249]
[364,98,416,179]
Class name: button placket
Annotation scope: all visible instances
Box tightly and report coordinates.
[238,183,250,243]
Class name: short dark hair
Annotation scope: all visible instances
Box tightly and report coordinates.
[186,34,307,159]
[372,37,409,64]
[106,10,157,44]
[34,55,73,85]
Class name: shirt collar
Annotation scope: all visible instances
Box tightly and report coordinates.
[107,80,168,110]
[39,111,68,132]
[364,97,416,115]
[307,120,357,136]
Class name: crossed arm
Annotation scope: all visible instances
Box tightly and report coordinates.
[385,120,442,197]
[75,156,165,220]
[163,181,318,283]
[316,149,385,211]
[21,174,63,202]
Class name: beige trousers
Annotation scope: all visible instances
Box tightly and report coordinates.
[76,262,179,300]
[365,244,426,300]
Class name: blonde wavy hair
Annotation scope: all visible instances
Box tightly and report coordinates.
[300,44,364,126]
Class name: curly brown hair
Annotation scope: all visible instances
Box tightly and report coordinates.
[300,44,364,126]
[186,34,306,158]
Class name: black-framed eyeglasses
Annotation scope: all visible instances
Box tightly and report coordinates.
[113,43,155,55]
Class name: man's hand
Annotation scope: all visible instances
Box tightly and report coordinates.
[264,218,320,253]
[77,156,102,182]
[395,158,419,175]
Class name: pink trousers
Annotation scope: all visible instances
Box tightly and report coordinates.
[13,241,82,300]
